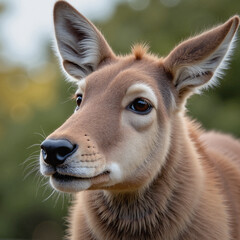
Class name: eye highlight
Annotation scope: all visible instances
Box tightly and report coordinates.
[75,94,83,111]
[127,98,152,115]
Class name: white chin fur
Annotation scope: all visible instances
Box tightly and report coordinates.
[50,176,91,193]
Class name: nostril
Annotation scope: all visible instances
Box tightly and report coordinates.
[40,139,78,166]
[56,145,77,161]
[57,147,70,160]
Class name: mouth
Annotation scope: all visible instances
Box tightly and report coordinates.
[50,170,111,192]
[52,171,110,182]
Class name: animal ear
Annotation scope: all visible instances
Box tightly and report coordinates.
[164,16,239,99]
[53,1,115,80]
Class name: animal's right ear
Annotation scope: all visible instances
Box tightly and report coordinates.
[53,1,115,80]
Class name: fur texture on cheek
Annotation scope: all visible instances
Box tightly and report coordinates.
[105,117,164,189]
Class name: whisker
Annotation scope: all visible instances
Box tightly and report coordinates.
[61,193,66,209]
[40,126,47,139]
[43,189,56,202]
[22,157,39,174]
[29,151,41,156]
[34,131,46,140]
[23,161,38,172]
[24,156,39,162]
[22,155,39,164]
[35,175,45,195]
[61,194,64,209]
[39,179,49,190]
[24,162,38,172]
[23,166,39,180]
[42,182,52,197]
[27,143,41,150]
[54,192,61,208]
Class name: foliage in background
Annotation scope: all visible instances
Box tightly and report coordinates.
[0,0,239,238]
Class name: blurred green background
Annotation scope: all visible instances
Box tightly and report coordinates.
[0,0,240,239]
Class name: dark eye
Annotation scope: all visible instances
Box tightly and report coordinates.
[75,95,83,111]
[127,98,152,115]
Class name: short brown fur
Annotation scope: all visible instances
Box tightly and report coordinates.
[39,2,240,239]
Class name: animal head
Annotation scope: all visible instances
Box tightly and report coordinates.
[40,1,239,193]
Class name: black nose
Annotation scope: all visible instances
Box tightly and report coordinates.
[40,139,77,166]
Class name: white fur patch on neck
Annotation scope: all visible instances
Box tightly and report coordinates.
[108,162,122,182]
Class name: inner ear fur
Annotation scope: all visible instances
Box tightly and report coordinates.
[54,1,115,80]
[164,16,240,100]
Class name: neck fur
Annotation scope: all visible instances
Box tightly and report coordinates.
[83,115,204,240]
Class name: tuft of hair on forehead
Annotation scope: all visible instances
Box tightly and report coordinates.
[131,43,149,60]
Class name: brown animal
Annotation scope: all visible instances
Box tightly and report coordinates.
[39,1,240,239]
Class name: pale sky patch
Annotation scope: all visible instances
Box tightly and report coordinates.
[0,0,122,68]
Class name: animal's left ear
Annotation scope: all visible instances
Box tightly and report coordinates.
[164,16,239,100]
